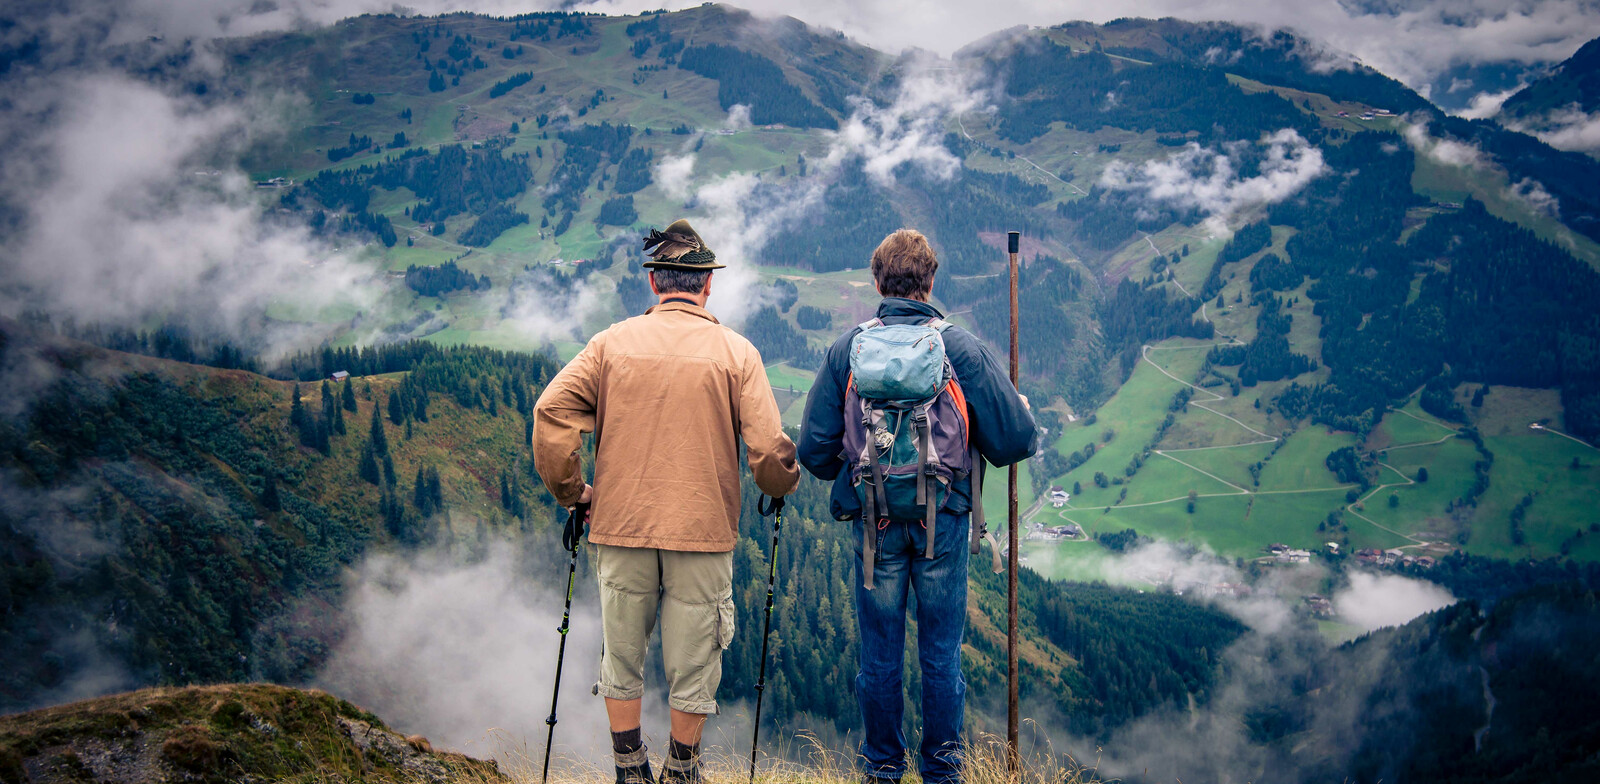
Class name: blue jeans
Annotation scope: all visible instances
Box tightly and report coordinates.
[854,510,969,784]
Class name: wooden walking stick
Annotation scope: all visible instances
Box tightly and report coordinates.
[1006,230,1021,775]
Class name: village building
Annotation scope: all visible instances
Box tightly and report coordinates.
[1026,522,1083,541]
[330,370,350,382]
[1049,487,1071,507]
[1209,582,1252,598]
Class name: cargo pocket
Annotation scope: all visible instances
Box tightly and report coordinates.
[716,596,736,650]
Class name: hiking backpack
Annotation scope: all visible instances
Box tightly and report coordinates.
[842,317,984,587]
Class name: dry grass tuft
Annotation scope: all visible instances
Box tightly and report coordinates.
[485,724,1102,784]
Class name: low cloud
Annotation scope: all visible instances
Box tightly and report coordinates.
[723,104,754,131]
[500,267,612,343]
[1097,540,1309,632]
[1034,538,1459,782]
[656,56,987,325]
[1508,176,1561,217]
[0,466,139,712]
[1099,128,1327,233]
[315,541,622,765]
[315,538,762,768]
[654,154,699,201]
[823,54,987,185]
[1455,86,1523,120]
[1403,119,1488,168]
[678,170,825,325]
[1334,570,1458,633]
[0,72,378,358]
[1507,103,1600,154]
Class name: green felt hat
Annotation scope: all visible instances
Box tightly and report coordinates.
[641,219,724,270]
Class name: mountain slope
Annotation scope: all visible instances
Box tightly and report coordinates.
[0,320,561,711]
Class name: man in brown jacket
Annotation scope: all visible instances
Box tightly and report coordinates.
[532,219,799,784]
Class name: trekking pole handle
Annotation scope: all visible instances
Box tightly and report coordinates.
[562,501,590,553]
[758,495,785,517]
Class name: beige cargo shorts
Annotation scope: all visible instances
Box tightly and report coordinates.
[593,544,735,714]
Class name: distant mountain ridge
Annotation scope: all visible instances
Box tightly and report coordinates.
[1503,35,1600,118]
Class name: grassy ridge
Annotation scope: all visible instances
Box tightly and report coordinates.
[0,684,509,784]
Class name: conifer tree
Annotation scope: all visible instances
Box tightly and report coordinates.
[359,446,382,485]
[414,467,430,515]
[261,471,281,511]
[289,383,305,429]
[342,378,357,412]
[369,405,389,457]
[427,468,443,510]
[388,390,405,425]
[320,380,335,424]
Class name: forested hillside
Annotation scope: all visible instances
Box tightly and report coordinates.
[0,322,559,710]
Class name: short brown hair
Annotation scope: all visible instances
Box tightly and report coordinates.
[650,268,711,295]
[870,229,938,299]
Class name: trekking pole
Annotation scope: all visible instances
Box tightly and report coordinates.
[749,495,785,784]
[542,499,590,784]
[1005,230,1021,776]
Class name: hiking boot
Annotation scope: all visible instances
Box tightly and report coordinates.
[614,746,653,784]
[658,752,702,784]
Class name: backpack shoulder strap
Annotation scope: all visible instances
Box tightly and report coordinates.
[857,318,884,332]
[926,317,953,333]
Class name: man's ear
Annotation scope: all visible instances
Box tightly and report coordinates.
[701,272,713,297]
[647,271,660,295]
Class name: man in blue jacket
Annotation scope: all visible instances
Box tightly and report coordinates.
[798,228,1036,784]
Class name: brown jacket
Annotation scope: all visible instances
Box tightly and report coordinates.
[532,301,800,552]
